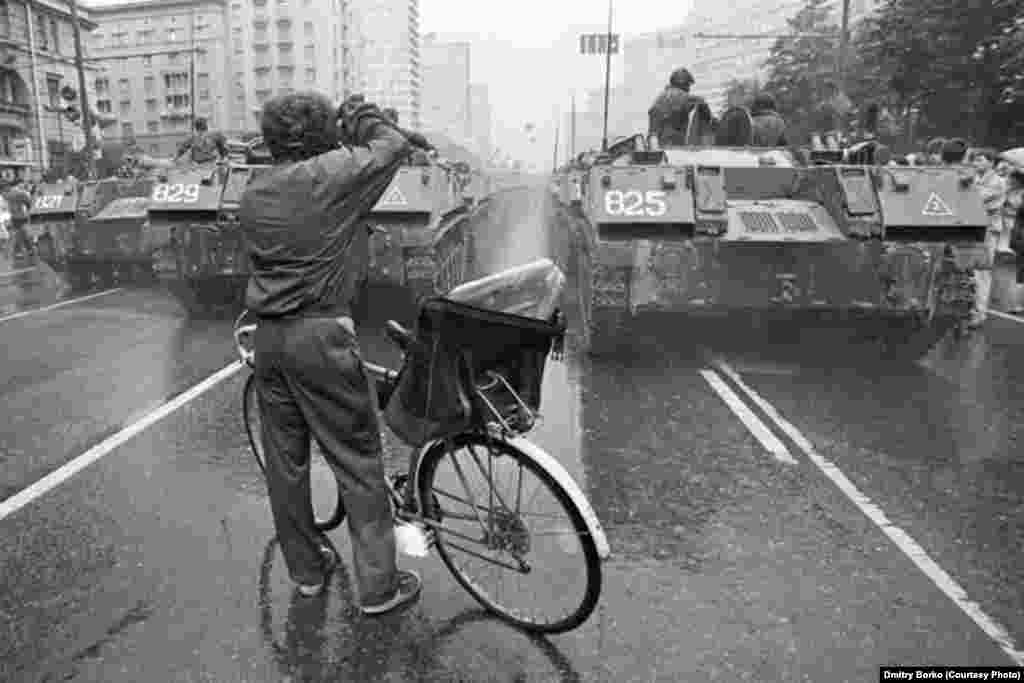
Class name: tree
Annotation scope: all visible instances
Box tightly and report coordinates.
[722,78,762,111]
[760,0,847,144]
[857,0,1024,146]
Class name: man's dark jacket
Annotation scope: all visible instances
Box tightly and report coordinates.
[751,110,788,147]
[648,87,704,146]
[240,124,411,318]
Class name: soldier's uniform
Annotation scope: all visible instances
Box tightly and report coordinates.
[178,118,228,165]
[648,68,705,147]
[749,94,788,147]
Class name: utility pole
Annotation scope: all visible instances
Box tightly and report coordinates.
[68,0,95,178]
[190,7,197,124]
[552,121,559,172]
[570,92,576,159]
[600,0,613,151]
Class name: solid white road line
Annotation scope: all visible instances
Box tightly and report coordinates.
[0,267,36,277]
[0,361,244,522]
[713,359,1024,666]
[0,288,123,324]
[700,368,796,464]
[988,309,1024,323]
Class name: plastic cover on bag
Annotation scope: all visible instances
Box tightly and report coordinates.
[446,258,565,319]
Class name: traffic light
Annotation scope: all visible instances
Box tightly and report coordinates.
[60,84,80,123]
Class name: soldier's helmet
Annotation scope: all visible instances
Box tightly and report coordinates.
[669,67,695,90]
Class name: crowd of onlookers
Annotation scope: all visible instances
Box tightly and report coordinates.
[961,144,1024,325]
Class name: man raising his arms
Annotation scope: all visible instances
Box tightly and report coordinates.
[240,92,425,613]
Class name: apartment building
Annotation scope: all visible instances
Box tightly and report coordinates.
[349,0,420,129]
[88,0,229,156]
[225,0,350,134]
[686,0,881,111]
[0,0,101,176]
[420,33,469,142]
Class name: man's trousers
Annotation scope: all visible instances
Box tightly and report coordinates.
[254,316,398,602]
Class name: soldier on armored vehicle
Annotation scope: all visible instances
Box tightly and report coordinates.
[175,117,229,166]
[648,68,710,148]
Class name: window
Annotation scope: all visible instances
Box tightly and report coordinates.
[197,51,207,66]
[166,94,190,108]
[120,100,131,114]
[231,2,241,10]
[304,44,315,61]
[121,122,134,138]
[146,121,159,133]
[167,52,181,65]
[0,2,10,38]
[137,29,153,44]
[46,76,61,107]
[197,73,209,89]
[95,78,109,94]
[199,90,210,101]
[142,55,152,67]
[146,98,157,112]
[305,68,316,84]
[256,89,271,103]
[304,21,314,37]
[118,77,130,93]
[167,28,177,41]
[149,143,160,153]
[97,100,112,113]
[36,12,48,50]
[163,72,189,90]
[50,18,59,53]
[144,76,154,93]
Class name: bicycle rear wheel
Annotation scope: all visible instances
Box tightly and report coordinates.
[243,373,347,532]
[417,432,602,634]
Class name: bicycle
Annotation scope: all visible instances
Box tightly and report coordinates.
[235,298,610,634]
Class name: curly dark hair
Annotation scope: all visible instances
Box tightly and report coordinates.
[260,91,339,162]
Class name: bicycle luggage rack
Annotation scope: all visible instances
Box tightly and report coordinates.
[474,370,539,435]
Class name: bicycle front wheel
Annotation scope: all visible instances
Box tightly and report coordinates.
[243,373,346,532]
[418,432,602,634]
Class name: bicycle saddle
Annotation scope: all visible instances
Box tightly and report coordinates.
[385,320,414,351]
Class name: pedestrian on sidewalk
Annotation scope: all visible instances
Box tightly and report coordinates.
[968,148,1006,327]
[241,91,427,612]
[999,150,1024,315]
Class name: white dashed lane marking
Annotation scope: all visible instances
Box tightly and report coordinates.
[713,358,1024,666]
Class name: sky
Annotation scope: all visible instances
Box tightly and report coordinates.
[418,0,695,170]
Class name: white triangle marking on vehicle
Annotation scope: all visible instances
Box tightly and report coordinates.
[380,185,408,205]
[922,192,954,216]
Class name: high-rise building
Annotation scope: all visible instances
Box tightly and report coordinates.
[686,0,882,112]
[88,0,230,156]
[0,0,102,176]
[224,0,350,135]
[468,83,491,161]
[420,33,469,142]
[349,0,420,129]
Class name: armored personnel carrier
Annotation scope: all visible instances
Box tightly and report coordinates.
[366,157,478,309]
[149,152,267,316]
[64,175,156,289]
[556,108,989,360]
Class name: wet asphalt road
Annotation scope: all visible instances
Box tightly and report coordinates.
[1,190,1022,682]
